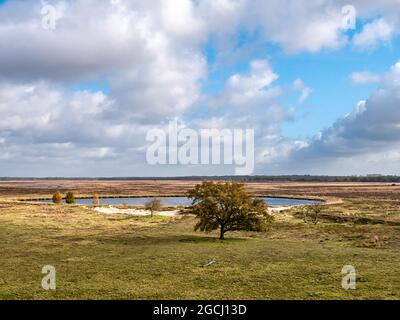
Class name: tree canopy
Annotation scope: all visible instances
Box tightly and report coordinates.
[52,191,63,205]
[65,192,75,204]
[187,181,273,240]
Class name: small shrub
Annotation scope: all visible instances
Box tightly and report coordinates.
[145,198,162,217]
[52,191,63,205]
[65,192,76,205]
[303,204,322,224]
[92,194,100,205]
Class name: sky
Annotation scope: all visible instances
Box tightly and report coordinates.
[1,0,400,177]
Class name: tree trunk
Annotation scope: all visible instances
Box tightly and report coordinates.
[219,226,225,240]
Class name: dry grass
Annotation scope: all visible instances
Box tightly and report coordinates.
[2,180,400,201]
[0,196,399,300]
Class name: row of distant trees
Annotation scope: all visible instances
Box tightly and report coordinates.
[52,192,100,205]
[52,191,161,216]
[5,175,400,182]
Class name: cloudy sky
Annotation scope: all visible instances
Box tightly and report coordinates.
[1,0,400,177]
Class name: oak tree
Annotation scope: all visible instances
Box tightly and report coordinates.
[187,181,273,240]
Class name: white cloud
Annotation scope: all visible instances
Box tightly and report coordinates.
[82,147,116,159]
[0,81,148,149]
[0,79,164,176]
[0,0,370,87]
[353,18,394,50]
[350,72,381,84]
[383,61,400,88]
[1,1,400,175]
[293,79,312,103]
[0,0,207,121]
[237,0,348,53]
[210,60,280,108]
[160,0,206,44]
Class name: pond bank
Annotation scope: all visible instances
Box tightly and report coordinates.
[92,203,311,217]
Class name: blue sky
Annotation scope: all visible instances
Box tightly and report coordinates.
[0,0,400,176]
[277,44,395,139]
[201,29,399,139]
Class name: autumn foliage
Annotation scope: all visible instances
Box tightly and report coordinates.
[187,181,273,240]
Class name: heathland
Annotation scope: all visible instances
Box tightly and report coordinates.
[0,180,399,299]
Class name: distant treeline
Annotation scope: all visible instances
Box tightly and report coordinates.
[1,175,400,183]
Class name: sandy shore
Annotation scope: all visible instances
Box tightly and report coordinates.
[93,205,294,216]
[93,206,179,217]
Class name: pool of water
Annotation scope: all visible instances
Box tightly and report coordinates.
[33,196,320,207]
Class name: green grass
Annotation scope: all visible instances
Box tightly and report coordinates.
[0,200,399,300]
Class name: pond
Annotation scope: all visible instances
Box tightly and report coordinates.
[32,196,320,207]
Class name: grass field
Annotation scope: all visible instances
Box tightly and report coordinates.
[0,181,399,300]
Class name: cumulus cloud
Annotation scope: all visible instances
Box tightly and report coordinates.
[0,1,145,81]
[0,0,375,86]
[382,61,400,88]
[1,0,400,176]
[237,0,348,53]
[353,18,394,50]
[0,81,156,165]
[210,60,281,108]
[0,0,207,122]
[195,60,293,136]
